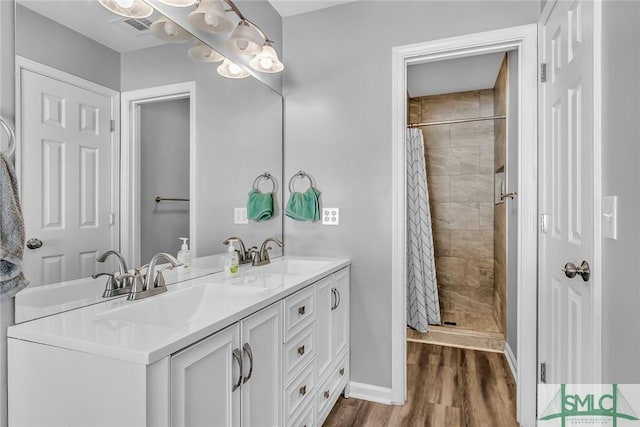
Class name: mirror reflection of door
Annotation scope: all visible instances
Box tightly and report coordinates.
[139,99,190,263]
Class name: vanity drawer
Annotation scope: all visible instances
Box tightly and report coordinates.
[285,359,315,418]
[316,352,349,422]
[284,286,315,341]
[286,395,315,427]
[284,323,315,382]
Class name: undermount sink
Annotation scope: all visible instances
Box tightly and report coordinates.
[256,258,333,275]
[96,282,264,328]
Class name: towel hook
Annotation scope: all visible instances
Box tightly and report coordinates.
[252,172,277,193]
[0,116,16,158]
[288,170,314,193]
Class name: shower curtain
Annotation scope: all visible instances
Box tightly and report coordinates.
[406,128,441,332]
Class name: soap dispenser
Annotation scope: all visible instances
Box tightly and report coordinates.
[177,237,192,273]
[224,243,239,278]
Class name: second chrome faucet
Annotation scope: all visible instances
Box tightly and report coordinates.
[223,237,284,267]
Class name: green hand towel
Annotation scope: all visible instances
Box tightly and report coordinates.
[285,187,321,222]
[247,190,274,221]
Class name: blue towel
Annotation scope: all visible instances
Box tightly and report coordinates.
[0,153,28,297]
[285,187,321,222]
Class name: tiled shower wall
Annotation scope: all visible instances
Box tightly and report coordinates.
[409,90,497,332]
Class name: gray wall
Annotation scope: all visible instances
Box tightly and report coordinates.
[601,0,640,383]
[121,43,283,258]
[506,50,518,360]
[15,4,120,91]
[282,1,539,389]
[140,99,190,262]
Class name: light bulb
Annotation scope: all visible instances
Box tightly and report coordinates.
[237,40,249,51]
[115,0,134,7]
[229,63,242,75]
[259,57,273,70]
[204,12,219,27]
[164,21,179,37]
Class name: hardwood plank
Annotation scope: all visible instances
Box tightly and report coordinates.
[324,342,517,427]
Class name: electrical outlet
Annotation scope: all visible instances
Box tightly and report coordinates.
[322,208,339,225]
[234,208,248,224]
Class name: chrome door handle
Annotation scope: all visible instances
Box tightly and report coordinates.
[232,348,243,391]
[242,343,253,384]
[562,261,591,282]
[26,238,43,249]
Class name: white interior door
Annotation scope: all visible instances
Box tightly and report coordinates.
[20,68,118,287]
[539,0,598,384]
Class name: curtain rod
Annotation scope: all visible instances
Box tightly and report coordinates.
[407,114,506,128]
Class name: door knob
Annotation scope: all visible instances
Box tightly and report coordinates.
[26,238,43,250]
[562,261,590,282]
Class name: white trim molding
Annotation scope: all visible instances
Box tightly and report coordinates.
[120,82,197,267]
[505,343,518,384]
[391,24,538,426]
[348,382,393,405]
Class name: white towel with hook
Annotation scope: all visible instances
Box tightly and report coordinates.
[0,153,28,297]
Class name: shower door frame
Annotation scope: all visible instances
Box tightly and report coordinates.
[391,24,538,425]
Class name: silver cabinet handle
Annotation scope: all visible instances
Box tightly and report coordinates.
[335,288,341,309]
[562,260,591,282]
[26,238,43,250]
[298,345,305,356]
[331,289,337,310]
[242,343,253,384]
[299,385,307,396]
[298,305,306,316]
[232,348,243,391]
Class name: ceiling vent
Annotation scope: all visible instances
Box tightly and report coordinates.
[123,17,153,32]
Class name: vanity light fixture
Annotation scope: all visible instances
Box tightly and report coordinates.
[188,40,225,62]
[188,0,234,33]
[150,16,193,43]
[157,0,197,6]
[217,59,250,79]
[98,0,153,18]
[226,20,263,55]
[249,41,284,73]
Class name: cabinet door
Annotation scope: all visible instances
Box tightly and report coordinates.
[240,303,282,427]
[171,324,241,427]
[332,269,349,358]
[315,276,333,381]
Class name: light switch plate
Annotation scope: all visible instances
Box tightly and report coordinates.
[602,196,617,240]
[234,208,248,224]
[322,208,339,225]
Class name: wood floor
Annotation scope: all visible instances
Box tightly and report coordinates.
[324,342,517,427]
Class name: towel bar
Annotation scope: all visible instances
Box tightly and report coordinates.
[155,196,189,203]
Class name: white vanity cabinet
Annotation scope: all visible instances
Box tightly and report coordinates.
[171,303,282,427]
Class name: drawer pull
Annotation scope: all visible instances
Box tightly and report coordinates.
[339,368,345,376]
[323,390,330,399]
[298,305,306,316]
[298,345,305,356]
[299,385,307,396]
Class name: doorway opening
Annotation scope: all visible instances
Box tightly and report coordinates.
[391,24,538,425]
[120,82,196,267]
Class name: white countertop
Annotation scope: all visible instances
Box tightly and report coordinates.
[8,257,350,365]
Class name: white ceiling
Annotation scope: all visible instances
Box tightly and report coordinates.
[407,52,506,98]
[267,0,358,17]
[18,0,166,53]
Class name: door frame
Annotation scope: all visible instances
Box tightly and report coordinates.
[14,55,121,260]
[391,24,538,425]
[120,82,196,267]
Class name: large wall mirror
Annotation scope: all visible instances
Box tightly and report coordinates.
[13,0,283,322]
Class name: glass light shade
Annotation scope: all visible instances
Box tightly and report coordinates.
[188,0,234,34]
[217,59,250,79]
[150,16,192,43]
[249,44,284,73]
[157,0,196,6]
[98,0,153,18]
[188,40,224,63]
[225,21,263,55]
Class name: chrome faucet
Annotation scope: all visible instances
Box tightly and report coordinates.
[118,253,182,301]
[93,250,132,297]
[223,236,256,265]
[252,237,283,266]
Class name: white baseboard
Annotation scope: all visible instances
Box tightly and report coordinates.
[504,342,518,383]
[348,381,394,405]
